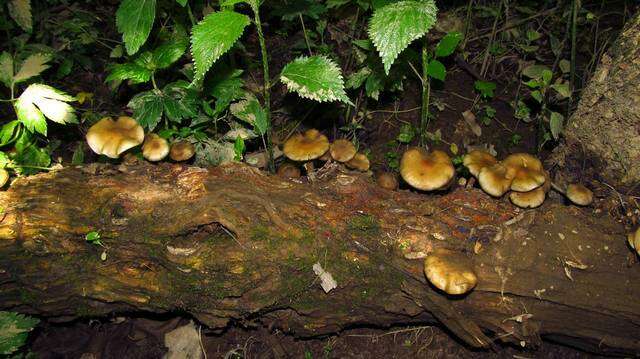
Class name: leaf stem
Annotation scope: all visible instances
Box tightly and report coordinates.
[253,5,275,173]
[299,13,312,56]
[420,41,431,146]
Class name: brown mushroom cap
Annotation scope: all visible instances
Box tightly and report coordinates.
[376,172,398,190]
[478,162,514,197]
[463,150,498,177]
[86,116,144,158]
[424,248,477,295]
[509,187,546,208]
[170,141,195,162]
[142,134,170,162]
[566,183,593,206]
[503,153,546,192]
[0,168,8,188]
[277,163,301,179]
[329,139,357,163]
[346,152,370,172]
[628,228,640,255]
[283,129,330,161]
[400,148,455,191]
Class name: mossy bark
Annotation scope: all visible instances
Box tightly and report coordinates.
[0,163,639,355]
[553,12,640,189]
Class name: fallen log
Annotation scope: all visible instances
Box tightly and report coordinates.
[0,163,638,355]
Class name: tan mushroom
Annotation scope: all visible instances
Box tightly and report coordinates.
[0,168,8,188]
[566,183,593,206]
[283,129,329,161]
[509,187,546,208]
[424,248,477,295]
[463,150,498,177]
[503,153,546,192]
[376,172,398,190]
[170,141,195,162]
[628,228,640,255]
[346,152,370,172]
[142,134,170,162]
[277,163,301,179]
[329,139,357,163]
[400,148,455,191]
[478,162,515,197]
[86,116,144,158]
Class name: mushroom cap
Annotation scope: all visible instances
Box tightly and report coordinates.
[330,139,357,163]
[509,187,546,208]
[628,228,640,255]
[400,148,455,191]
[170,141,195,162]
[503,153,546,192]
[478,162,514,197]
[283,129,330,161]
[463,150,498,177]
[376,172,399,190]
[424,248,477,295]
[566,183,593,206]
[346,152,370,172]
[86,116,144,158]
[142,134,170,162]
[277,163,301,179]
[0,168,8,188]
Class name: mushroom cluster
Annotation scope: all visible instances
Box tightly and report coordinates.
[629,228,640,256]
[400,147,455,191]
[86,116,195,163]
[463,150,593,208]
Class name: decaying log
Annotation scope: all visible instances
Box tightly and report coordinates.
[0,163,638,355]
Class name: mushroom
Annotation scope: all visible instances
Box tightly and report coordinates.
[628,228,640,255]
[509,187,546,208]
[502,153,546,192]
[463,150,497,177]
[86,116,144,158]
[277,162,301,179]
[142,134,170,162]
[400,148,455,191]
[478,162,514,197]
[565,183,594,206]
[346,152,370,172]
[376,172,398,190]
[424,248,477,295]
[170,141,195,162]
[329,139,357,163]
[0,168,8,188]
[283,129,330,162]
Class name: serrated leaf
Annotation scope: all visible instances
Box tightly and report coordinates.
[549,111,564,140]
[8,0,32,33]
[190,11,250,82]
[280,55,351,104]
[162,81,199,122]
[105,62,153,84]
[0,311,39,355]
[116,0,157,55]
[14,53,52,84]
[0,52,14,88]
[230,96,259,126]
[152,27,188,69]
[346,67,372,89]
[368,0,438,74]
[426,59,446,81]
[14,84,77,135]
[435,31,462,58]
[128,89,164,131]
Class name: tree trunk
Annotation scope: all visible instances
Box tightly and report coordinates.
[0,163,639,355]
[553,12,640,189]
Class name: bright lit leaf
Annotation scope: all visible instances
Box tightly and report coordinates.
[8,0,32,32]
[14,53,52,84]
[280,55,351,104]
[14,84,77,135]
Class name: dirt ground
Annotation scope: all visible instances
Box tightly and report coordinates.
[29,315,609,359]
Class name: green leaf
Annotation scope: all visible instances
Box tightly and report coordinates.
[397,123,415,143]
[474,80,496,98]
[559,59,571,74]
[280,55,351,104]
[346,67,372,89]
[0,52,14,88]
[426,59,446,81]
[190,11,250,83]
[368,0,438,74]
[8,0,32,33]
[251,101,269,136]
[176,0,187,6]
[551,83,571,99]
[230,96,260,126]
[0,311,39,355]
[14,84,77,135]
[152,26,188,69]
[13,53,52,84]
[435,32,462,58]
[233,136,245,161]
[549,111,564,140]
[0,121,20,146]
[530,90,543,103]
[11,132,51,175]
[116,0,157,55]
[162,81,199,122]
[522,64,550,79]
[0,151,9,168]
[128,89,164,131]
[207,67,245,114]
[71,142,84,165]
[105,62,153,84]
[541,69,553,85]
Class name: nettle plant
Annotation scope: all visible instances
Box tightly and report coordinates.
[112,0,350,171]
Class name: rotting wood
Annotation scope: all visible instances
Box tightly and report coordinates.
[0,163,638,355]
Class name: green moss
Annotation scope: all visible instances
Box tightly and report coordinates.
[250,225,271,242]
[347,214,381,238]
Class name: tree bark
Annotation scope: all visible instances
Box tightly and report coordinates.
[0,163,639,355]
[553,12,640,189]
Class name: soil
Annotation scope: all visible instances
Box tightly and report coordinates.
[29,316,608,359]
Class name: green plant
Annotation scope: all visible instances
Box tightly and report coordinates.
[85,230,103,246]
[0,311,39,356]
